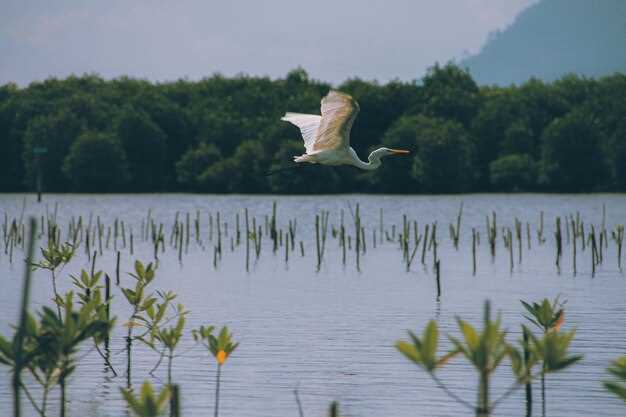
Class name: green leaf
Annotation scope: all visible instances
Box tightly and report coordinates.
[422,321,438,361]
[604,381,626,403]
[457,319,478,351]
[395,341,421,364]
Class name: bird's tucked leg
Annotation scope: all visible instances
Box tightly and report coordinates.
[293,154,316,163]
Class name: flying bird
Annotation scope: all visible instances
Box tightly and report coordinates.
[280,90,409,171]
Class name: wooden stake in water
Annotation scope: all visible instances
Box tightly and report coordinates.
[435,260,441,301]
[105,274,111,349]
[451,202,463,249]
[421,224,429,265]
[613,225,624,271]
[116,251,120,285]
[572,218,577,276]
[245,209,250,272]
[538,211,545,244]
[490,212,497,258]
[515,218,522,264]
[523,327,533,417]
[472,228,477,276]
[555,217,562,271]
[591,225,598,278]
[315,214,321,271]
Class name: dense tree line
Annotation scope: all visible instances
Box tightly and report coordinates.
[1,64,625,194]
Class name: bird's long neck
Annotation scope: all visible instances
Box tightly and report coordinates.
[349,147,383,170]
[360,150,383,170]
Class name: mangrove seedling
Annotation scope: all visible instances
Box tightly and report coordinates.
[69,269,118,374]
[0,313,54,417]
[192,326,239,417]
[521,296,566,416]
[31,241,75,318]
[38,291,112,417]
[140,301,188,384]
[603,356,626,404]
[121,260,161,386]
[121,381,171,417]
[396,300,581,417]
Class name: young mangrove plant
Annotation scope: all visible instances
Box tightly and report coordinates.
[140,301,188,385]
[521,296,566,416]
[121,381,171,417]
[0,310,57,417]
[31,241,75,319]
[396,300,581,417]
[0,291,113,417]
[604,356,626,404]
[121,260,159,387]
[192,326,239,417]
[69,268,118,375]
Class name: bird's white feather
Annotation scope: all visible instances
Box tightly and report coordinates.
[314,91,359,151]
[281,112,322,153]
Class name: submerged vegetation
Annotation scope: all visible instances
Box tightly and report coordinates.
[1,65,625,194]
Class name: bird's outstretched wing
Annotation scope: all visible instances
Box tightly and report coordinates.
[313,91,360,152]
[280,113,322,153]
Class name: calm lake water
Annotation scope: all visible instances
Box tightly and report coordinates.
[1,193,626,417]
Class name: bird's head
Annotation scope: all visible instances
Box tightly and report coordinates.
[370,147,410,161]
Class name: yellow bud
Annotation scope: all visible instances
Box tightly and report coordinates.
[216,350,227,365]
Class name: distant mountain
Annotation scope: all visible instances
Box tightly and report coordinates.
[461,0,626,85]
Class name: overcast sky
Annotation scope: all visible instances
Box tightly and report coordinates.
[0,0,537,86]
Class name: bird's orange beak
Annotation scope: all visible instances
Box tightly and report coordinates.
[390,149,410,155]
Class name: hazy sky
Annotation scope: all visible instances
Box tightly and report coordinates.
[1,0,537,86]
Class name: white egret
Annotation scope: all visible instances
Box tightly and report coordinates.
[281,90,410,171]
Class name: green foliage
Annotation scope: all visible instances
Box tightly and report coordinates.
[524,328,582,372]
[540,110,608,191]
[608,119,626,189]
[448,313,509,376]
[396,300,581,416]
[38,291,112,377]
[116,106,167,192]
[32,241,75,272]
[411,115,475,193]
[604,356,626,403]
[22,111,84,192]
[372,115,422,192]
[489,153,536,191]
[121,381,171,417]
[122,261,163,329]
[520,297,565,332]
[175,143,222,190]
[422,63,480,127]
[1,69,625,193]
[0,291,113,416]
[193,326,239,365]
[139,299,187,352]
[62,131,129,192]
[395,321,442,372]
